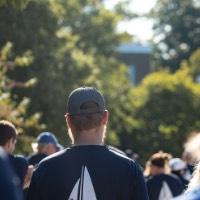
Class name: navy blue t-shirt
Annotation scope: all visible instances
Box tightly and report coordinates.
[27,145,149,200]
[146,173,184,200]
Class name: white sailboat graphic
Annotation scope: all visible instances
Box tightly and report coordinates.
[158,181,173,200]
[68,166,97,200]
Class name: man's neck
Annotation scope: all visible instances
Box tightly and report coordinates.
[73,141,104,146]
[73,127,105,146]
[1,145,12,154]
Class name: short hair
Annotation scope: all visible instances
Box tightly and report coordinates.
[0,120,17,146]
[149,151,172,168]
[69,101,104,131]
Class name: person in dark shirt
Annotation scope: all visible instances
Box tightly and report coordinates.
[169,158,189,189]
[9,154,28,186]
[0,121,28,183]
[0,120,27,199]
[27,86,149,200]
[0,120,24,200]
[28,132,62,166]
[146,151,184,200]
[0,147,22,200]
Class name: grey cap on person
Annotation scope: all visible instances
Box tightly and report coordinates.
[67,87,106,115]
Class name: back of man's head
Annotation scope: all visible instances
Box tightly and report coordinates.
[67,87,106,131]
[0,120,17,147]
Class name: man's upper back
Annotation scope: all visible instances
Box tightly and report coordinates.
[146,173,184,200]
[27,145,148,200]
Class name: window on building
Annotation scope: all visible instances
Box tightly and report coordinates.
[196,75,200,83]
[128,65,136,84]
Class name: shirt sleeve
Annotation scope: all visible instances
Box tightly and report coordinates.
[130,161,149,200]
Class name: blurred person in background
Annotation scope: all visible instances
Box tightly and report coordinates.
[145,151,184,200]
[0,120,25,200]
[0,147,22,200]
[169,158,189,189]
[28,132,63,166]
[181,133,200,178]
[0,120,36,200]
[182,150,194,179]
[12,155,28,186]
[125,149,139,161]
[0,120,17,155]
[10,154,31,200]
[173,160,200,200]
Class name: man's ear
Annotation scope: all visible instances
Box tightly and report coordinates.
[101,110,109,125]
[4,138,16,154]
[65,113,71,129]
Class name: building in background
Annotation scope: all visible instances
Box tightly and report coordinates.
[118,43,152,84]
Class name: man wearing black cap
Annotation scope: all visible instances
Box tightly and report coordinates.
[27,87,149,200]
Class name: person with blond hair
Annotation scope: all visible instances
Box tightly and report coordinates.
[182,132,200,179]
[146,151,184,200]
[173,160,200,200]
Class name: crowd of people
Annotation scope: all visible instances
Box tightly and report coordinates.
[1,86,200,200]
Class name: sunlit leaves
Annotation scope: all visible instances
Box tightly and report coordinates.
[0,0,28,9]
[151,0,200,70]
[130,65,200,160]
[0,42,42,153]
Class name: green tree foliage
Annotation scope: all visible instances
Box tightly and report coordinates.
[0,42,43,154]
[127,65,200,162]
[0,0,29,8]
[151,0,200,71]
[1,0,200,161]
[181,48,200,80]
[0,0,133,147]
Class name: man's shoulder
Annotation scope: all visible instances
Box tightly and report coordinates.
[147,173,184,191]
[163,173,184,185]
[37,146,139,173]
[147,174,167,185]
[33,149,67,176]
[39,149,67,164]
[106,146,141,171]
[107,145,131,161]
[107,145,126,156]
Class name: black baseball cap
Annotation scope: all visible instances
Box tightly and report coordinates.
[67,87,106,115]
